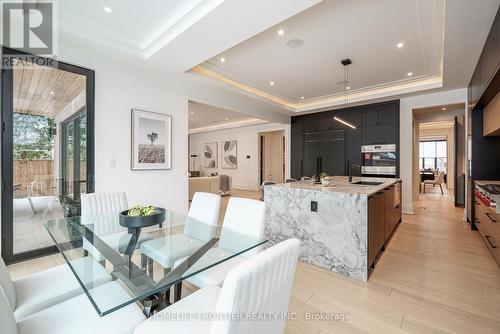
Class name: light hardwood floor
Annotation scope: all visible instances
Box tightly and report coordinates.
[8,188,500,333]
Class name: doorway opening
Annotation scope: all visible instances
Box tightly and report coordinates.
[1,48,95,263]
[412,104,466,207]
[259,130,285,184]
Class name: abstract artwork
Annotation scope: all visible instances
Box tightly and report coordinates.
[221,140,237,169]
[204,142,218,168]
[131,109,171,170]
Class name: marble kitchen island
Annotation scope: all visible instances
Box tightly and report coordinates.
[264,176,401,281]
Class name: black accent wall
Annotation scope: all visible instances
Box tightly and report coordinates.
[291,100,400,179]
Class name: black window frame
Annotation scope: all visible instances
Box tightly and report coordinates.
[1,47,95,264]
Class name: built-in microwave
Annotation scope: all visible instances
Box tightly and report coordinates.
[361,144,396,176]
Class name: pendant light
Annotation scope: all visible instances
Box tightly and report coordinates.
[334,58,356,129]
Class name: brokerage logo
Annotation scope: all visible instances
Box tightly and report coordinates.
[2,1,54,55]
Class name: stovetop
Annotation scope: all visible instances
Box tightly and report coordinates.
[478,184,500,195]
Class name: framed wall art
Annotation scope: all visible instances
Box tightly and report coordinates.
[131,109,171,170]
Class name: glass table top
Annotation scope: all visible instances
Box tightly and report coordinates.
[45,210,267,316]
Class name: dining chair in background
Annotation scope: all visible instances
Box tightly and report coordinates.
[423,171,446,194]
[134,238,300,334]
[260,181,276,201]
[285,178,298,183]
[181,197,267,290]
[0,280,145,334]
[300,176,312,181]
[140,192,221,291]
[81,192,152,265]
[0,256,111,321]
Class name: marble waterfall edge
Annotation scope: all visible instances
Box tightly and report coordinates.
[264,186,368,281]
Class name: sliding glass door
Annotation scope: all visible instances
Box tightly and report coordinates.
[1,48,95,263]
[60,109,87,202]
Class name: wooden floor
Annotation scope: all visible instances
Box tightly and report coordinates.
[8,188,500,333]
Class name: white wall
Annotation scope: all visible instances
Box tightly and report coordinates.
[58,39,189,214]
[399,88,467,214]
[189,123,290,190]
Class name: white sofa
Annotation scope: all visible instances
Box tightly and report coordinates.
[188,175,232,200]
[188,176,219,200]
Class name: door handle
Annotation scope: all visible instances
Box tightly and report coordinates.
[485,213,497,223]
[485,235,497,249]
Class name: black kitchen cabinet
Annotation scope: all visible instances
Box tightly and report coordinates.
[469,8,500,111]
[362,124,396,145]
[303,130,346,177]
[362,105,379,126]
[343,107,362,127]
[362,103,396,126]
[377,103,397,125]
[291,100,399,179]
[361,102,397,145]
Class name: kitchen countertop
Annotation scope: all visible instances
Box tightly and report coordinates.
[475,180,500,186]
[268,176,400,196]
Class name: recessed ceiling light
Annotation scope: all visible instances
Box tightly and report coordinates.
[225,117,229,121]
[300,96,305,100]
[407,72,413,76]
[442,107,446,111]
[396,42,404,48]
[269,81,275,86]
[104,6,113,13]
[190,111,194,114]
[278,29,284,36]
[50,91,54,95]
[346,86,351,90]
[220,57,226,63]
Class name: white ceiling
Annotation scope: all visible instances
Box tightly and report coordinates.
[57,0,499,120]
[188,101,266,133]
[59,0,224,58]
[203,0,443,103]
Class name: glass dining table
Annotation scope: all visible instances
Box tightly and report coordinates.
[44,210,267,317]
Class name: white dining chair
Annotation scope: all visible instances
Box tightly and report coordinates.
[0,256,111,321]
[134,238,300,334]
[285,178,298,183]
[182,197,266,289]
[423,171,446,194]
[81,192,152,263]
[300,176,312,181]
[140,192,221,276]
[0,280,145,334]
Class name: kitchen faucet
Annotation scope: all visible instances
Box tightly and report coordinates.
[348,160,362,183]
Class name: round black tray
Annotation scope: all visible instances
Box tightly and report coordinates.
[119,207,166,229]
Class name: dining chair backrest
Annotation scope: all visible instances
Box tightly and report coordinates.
[81,192,128,234]
[0,257,16,311]
[219,198,266,256]
[300,176,312,181]
[435,171,445,184]
[81,192,128,216]
[210,239,300,334]
[0,289,17,334]
[285,178,298,183]
[184,192,221,241]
